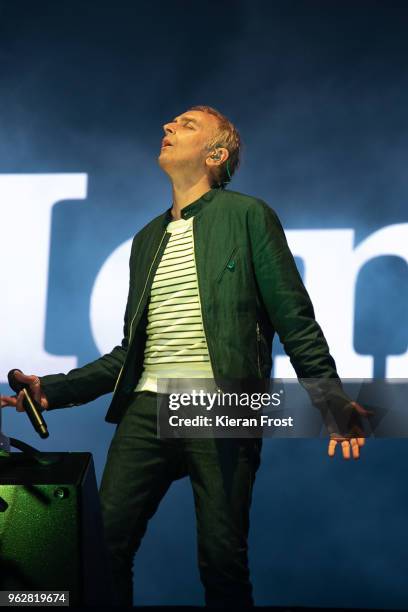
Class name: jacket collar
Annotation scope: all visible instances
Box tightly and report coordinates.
[163,187,221,225]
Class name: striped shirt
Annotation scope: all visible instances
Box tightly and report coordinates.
[134,215,214,393]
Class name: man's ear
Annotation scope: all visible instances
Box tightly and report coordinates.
[205,147,229,167]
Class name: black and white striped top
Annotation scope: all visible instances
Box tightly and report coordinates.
[134,215,214,393]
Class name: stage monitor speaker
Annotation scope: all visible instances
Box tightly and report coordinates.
[0,451,114,606]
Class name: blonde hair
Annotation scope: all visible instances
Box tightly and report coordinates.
[189,105,242,189]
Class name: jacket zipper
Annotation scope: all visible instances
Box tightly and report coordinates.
[256,322,262,378]
[216,246,238,283]
[112,229,168,396]
[192,216,220,390]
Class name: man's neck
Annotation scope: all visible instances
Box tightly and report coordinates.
[170,177,213,220]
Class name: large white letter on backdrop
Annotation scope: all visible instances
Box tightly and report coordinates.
[0,174,87,383]
[274,224,408,378]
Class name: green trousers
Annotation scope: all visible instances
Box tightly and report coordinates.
[99,390,262,607]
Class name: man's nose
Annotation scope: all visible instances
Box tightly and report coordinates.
[163,122,176,135]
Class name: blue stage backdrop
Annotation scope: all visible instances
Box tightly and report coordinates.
[1,1,408,607]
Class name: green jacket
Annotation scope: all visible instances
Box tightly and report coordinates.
[40,187,348,428]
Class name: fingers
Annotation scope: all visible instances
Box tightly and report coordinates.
[30,376,42,403]
[1,379,43,413]
[328,438,338,457]
[328,439,352,460]
[16,390,25,412]
[0,394,18,408]
[327,436,365,459]
[350,438,360,459]
[341,440,351,459]
[12,370,33,385]
[12,371,42,403]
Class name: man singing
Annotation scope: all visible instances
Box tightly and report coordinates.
[1,105,367,607]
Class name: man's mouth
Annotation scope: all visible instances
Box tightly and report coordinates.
[162,138,173,148]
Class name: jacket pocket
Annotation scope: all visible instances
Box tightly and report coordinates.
[216,246,239,283]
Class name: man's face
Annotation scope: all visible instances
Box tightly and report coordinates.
[158,109,219,178]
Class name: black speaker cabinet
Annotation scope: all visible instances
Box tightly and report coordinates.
[0,452,114,606]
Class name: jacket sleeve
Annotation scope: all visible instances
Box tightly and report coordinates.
[247,199,360,436]
[38,236,136,410]
[247,199,340,380]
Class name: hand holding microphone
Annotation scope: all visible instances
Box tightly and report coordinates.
[1,370,49,438]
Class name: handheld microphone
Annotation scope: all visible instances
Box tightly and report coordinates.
[7,369,49,439]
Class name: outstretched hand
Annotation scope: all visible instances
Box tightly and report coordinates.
[0,370,49,412]
[327,400,371,459]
